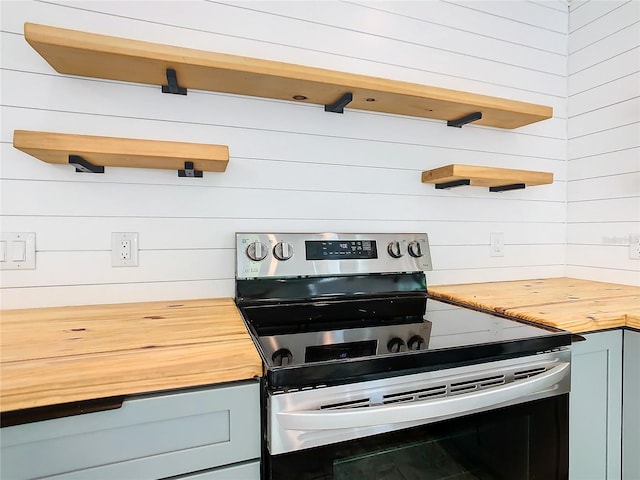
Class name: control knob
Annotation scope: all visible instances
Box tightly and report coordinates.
[407,335,426,351]
[272,348,293,367]
[408,240,424,258]
[387,241,404,258]
[246,241,268,261]
[387,337,406,353]
[273,241,294,261]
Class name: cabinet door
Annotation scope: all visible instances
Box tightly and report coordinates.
[1,381,260,480]
[569,330,622,480]
[623,330,640,479]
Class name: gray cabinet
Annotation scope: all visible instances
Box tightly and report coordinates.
[569,330,623,480]
[180,461,260,479]
[0,380,260,480]
[623,329,640,479]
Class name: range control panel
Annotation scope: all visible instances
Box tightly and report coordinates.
[305,239,378,260]
[259,320,432,368]
[236,233,432,279]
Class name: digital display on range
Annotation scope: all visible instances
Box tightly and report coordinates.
[305,240,378,260]
[305,340,377,363]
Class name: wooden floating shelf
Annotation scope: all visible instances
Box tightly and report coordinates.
[13,130,229,175]
[24,23,553,130]
[421,164,553,192]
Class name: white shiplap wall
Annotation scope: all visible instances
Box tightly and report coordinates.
[0,0,568,309]
[567,0,640,286]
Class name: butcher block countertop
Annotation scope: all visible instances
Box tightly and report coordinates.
[429,277,640,334]
[2,279,637,413]
[0,298,262,413]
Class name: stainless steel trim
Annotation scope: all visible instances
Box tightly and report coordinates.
[268,348,570,454]
[278,363,567,431]
[236,233,432,279]
[259,322,432,367]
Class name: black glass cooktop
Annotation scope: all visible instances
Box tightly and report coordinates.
[424,299,566,350]
[239,297,571,391]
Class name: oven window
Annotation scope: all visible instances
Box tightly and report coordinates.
[268,395,568,480]
[333,420,529,480]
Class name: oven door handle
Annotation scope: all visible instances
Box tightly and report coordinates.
[277,362,569,431]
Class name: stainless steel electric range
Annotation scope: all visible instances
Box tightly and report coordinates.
[235,233,571,480]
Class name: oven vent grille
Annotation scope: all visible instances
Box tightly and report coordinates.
[383,385,447,404]
[513,366,547,380]
[449,374,505,394]
[320,398,371,410]
[316,367,552,411]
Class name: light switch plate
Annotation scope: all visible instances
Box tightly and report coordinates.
[0,233,36,270]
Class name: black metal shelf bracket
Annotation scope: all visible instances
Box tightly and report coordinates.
[435,179,471,189]
[178,161,203,178]
[325,92,353,113]
[447,111,482,128]
[68,155,104,173]
[162,68,187,95]
[490,183,526,192]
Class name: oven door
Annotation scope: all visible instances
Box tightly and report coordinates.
[265,350,570,480]
[267,394,568,480]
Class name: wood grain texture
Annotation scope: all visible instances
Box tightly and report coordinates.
[0,298,262,412]
[506,295,639,333]
[628,314,640,330]
[421,164,553,188]
[13,130,229,172]
[23,22,553,129]
[429,278,640,334]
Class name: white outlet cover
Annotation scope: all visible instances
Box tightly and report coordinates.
[630,235,640,260]
[490,232,504,257]
[111,232,139,267]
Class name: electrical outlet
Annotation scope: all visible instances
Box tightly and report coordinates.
[490,232,504,257]
[111,232,138,267]
[630,235,640,260]
[119,239,131,261]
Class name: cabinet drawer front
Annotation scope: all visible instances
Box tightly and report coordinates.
[1,381,260,480]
